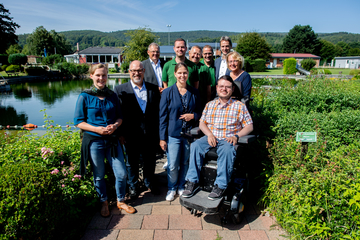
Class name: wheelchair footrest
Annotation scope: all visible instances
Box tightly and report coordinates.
[180,190,223,215]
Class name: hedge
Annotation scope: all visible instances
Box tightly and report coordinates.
[283,58,297,74]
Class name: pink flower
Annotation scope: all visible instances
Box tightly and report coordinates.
[74,174,81,179]
[41,147,47,153]
[51,169,59,174]
[61,161,64,165]
[72,178,75,181]
[62,184,65,187]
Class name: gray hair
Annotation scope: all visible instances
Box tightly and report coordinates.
[148,42,160,51]
[220,36,232,47]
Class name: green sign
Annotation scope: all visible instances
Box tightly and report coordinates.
[296,132,317,142]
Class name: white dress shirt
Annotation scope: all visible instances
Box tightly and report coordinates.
[150,58,163,87]
[130,80,147,113]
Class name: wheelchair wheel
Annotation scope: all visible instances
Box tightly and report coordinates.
[231,211,244,224]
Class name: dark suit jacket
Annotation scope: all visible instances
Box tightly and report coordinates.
[159,84,202,140]
[214,57,222,81]
[114,81,161,145]
[142,58,164,87]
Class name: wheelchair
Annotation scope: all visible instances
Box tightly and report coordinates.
[180,81,255,224]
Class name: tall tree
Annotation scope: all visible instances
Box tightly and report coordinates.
[26,26,72,56]
[236,32,271,60]
[282,25,321,55]
[122,27,157,62]
[319,39,336,62]
[335,41,350,56]
[0,4,20,53]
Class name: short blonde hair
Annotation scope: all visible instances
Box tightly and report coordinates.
[89,63,108,75]
[226,52,244,70]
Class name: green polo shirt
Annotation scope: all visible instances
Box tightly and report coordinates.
[196,61,211,106]
[162,58,199,87]
[200,59,216,87]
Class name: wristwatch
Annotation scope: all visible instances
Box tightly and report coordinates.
[235,135,239,142]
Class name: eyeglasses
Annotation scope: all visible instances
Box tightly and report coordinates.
[129,69,143,73]
[218,85,232,89]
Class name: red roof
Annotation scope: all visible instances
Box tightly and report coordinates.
[270,53,320,58]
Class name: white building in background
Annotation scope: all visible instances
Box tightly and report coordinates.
[334,56,360,68]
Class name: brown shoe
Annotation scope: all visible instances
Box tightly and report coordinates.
[117,201,136,214]
[100,200,110,217]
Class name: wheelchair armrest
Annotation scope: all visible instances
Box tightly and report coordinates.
[190,127,203,138]
[238,135,256,144]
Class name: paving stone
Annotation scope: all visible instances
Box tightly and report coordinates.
[181,206,192,215]
[112,204,152,215]
[201,214,222,230]
[169,215,202,230]
[107,215,143,229]
[183,230,218,240]
[81,229,119,240]
[246,215,276,230]
[171,195,181,205]
[141,215,169,230]
[238,230,269,240]
[87,212,112,230]
[117,229,154,240]
[142,191,171,205]
[222,216,250,231]
[152,205,182,215]
[266,228,289,240]
[217,230,240,240]
[154,230,182,240]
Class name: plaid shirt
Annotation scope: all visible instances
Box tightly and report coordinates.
[200,98,253,139]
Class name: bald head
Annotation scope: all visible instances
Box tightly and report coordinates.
[129,60,145,86]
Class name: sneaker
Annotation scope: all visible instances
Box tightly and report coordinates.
[208,184,225,200]
[177,189,184,196]
[182,181,199,198]
[162,161,168,170]
[166,190,176,201]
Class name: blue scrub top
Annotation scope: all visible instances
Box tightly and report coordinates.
[74,92,123,137]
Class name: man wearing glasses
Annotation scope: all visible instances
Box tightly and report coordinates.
[114,60,161,198]
[142,43,165,93]
[182,75,253,200]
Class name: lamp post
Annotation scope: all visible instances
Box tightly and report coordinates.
[167,25,171,45]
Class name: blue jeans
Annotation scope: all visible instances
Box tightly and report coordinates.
[186,136,237,189]
[166,136,190,191]
[89,139,127,202]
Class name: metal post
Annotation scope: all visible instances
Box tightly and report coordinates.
[167,25,171,45]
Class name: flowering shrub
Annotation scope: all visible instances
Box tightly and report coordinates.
[0,111,97,239]
[251,78,360,239]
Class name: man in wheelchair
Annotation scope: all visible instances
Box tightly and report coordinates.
[182,75,253,200]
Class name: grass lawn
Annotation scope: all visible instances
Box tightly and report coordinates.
[0,71,27,78]
[249,68,355,75]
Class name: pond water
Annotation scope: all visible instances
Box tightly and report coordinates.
[0,79,128,133]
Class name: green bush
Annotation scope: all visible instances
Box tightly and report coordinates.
[252,59,266,72]
[25,66,47,75]
[349,69,360,76]
[5,65,20,72]
[8,53,27,66]
[300,59,316,71]
[1,64,8,71]
[0,111,97,239]
[323,69,332,74]
[254,78,360,239]
[55,62,89,77]
[0,162,64,239]
[42,54,65,66]
[120,61,130,73]
[283,58,297,74]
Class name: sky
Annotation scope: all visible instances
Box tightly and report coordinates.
[4,0,360,35]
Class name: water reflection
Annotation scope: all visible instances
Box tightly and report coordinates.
[0,105,28,126]
[0,78,129,129]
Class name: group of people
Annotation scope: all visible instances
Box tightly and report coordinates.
[74,36,253,217]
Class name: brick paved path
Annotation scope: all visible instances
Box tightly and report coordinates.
[81,157,288,240]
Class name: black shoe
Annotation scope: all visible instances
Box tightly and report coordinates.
[208,184,225,200]
[182,181,199,198]
[128,186,138,199]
